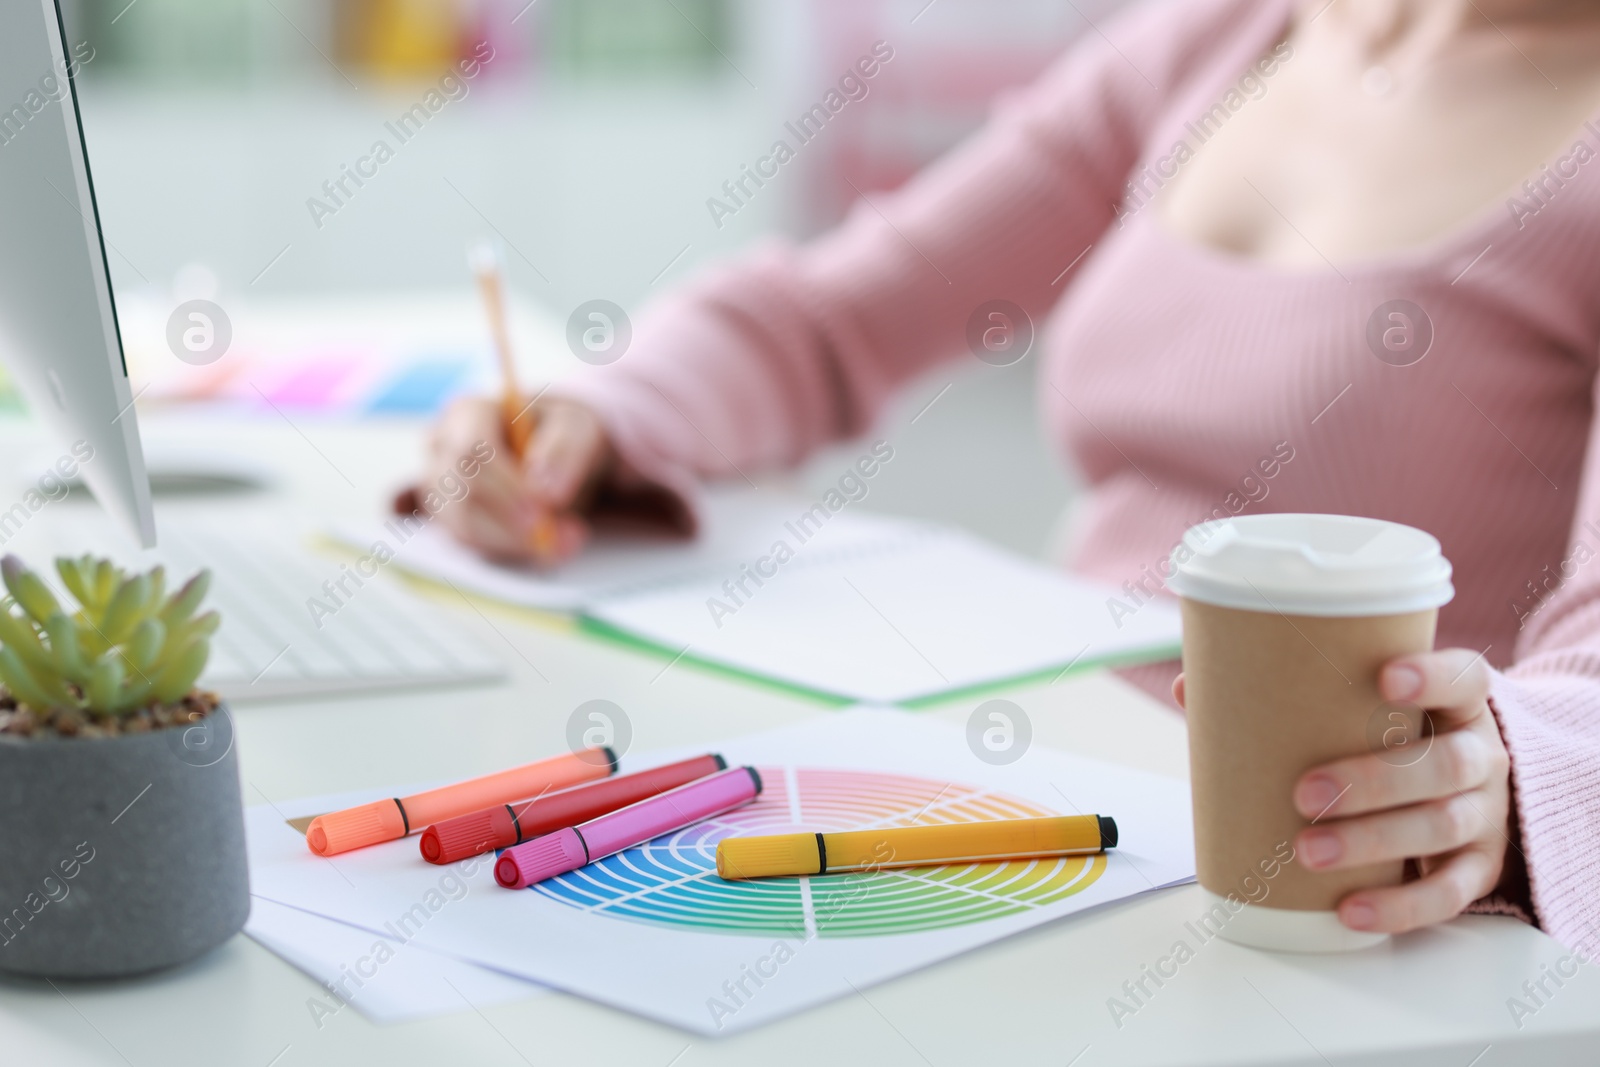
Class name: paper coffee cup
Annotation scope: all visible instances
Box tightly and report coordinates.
[1167,514,1454,952]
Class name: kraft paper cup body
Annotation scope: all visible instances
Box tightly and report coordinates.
[1167,514,1454,953]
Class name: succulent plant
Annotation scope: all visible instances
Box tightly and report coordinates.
[0,554,216,718]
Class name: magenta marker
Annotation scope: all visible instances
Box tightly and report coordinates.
[494,766,763,889]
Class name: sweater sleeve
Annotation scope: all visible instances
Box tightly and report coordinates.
[1482,371,1600,948]
[551,0,1248,515]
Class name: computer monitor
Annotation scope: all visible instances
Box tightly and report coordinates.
[0,0,155,547]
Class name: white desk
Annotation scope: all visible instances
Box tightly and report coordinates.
[1,416,1597,1066]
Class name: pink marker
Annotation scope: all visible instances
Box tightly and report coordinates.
[494,766,762,889]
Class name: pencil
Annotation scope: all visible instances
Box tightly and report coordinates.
[469,242,557,557]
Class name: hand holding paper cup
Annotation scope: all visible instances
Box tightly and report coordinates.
[1167,513,1454,952]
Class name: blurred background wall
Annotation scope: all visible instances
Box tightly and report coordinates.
[53,0,1132,557]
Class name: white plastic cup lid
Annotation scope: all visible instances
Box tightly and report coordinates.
[1166,513,1454,617]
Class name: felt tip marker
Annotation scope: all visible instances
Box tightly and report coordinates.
[419,753,728,864]
[715,814,1117,879]
[495,766,763,889]
[305,748,617,857]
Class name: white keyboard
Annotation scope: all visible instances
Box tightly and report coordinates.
[13,515,506,702]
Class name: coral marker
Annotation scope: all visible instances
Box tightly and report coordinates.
[419,754,727,864]
[495,766,762,889]
[305,748,616,857]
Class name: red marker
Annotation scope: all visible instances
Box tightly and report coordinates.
[495,766,763,889]
[418,754,727,865]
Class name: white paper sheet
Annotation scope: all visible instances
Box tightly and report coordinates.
[330,488,1181,704]
[586,527,1182,704]
[247,708,1195,1035]
[245,897,547,1026]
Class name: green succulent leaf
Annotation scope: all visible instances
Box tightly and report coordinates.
[91,560,117,614]
[0,645,58,710]
[2,556,62,625]
[55,557,94,612]
[86,654,126,714]
[125,618,166,674]
[118,674,154,712]
[161,571,211,627]
[0,556,216,718]
[151,639,208,706]
[0,645,73,710]
[43,612,89,685]
[144,565,166,611]
[99,574,150,646]
[181,611,220,640]
[75,611,112,660]
[0,606,53,674]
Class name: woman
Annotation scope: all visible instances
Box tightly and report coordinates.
[423,0,1600,949]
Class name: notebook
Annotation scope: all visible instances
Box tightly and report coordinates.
[330,490,1180,706]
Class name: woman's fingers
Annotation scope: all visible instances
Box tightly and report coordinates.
[424,401,527,525]
[526,399,610,509]
[1295,789,1496,870]
[1379,648,1491,727]
[1337,846,1502,934]
[429,396,506,468]
[440,503,590,567]
[1294,728,1496,819]
[423,398,537,557]
[549,512,592,562]
[460,444,527,522]
[421,402,520,515]
[439,501,539,562]
[421,395,608,567]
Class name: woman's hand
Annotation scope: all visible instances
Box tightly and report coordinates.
[419,394,613,566]
[1173,649,1514,934]
[1289,649,1513,934]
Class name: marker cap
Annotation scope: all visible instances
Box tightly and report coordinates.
[495,827,589,889]
[420,753,729,865]
[421,805,519,865]
[716,833,822,879]
[306,799,407,857]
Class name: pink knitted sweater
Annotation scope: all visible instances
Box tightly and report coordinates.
[555,0,1600,947]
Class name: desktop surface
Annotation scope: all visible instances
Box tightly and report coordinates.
[0,414,1595,1066]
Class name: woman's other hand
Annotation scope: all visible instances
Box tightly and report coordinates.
[1290,650,1513,934]
[1172,650,1514,934]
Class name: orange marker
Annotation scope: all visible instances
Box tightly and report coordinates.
[305,748,616,856]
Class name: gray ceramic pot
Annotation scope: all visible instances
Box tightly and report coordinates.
[0,704,248,977]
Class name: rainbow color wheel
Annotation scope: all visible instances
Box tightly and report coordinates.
[527,767,1108,937]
